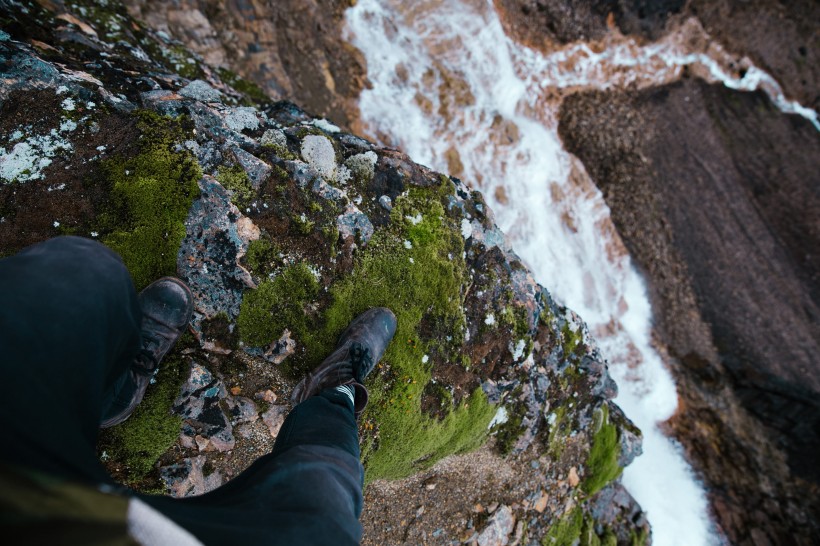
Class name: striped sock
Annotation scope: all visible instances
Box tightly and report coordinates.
[334,384,355,405]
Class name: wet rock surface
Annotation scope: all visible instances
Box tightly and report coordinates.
[559,77,820,545]
[1,1,646,544]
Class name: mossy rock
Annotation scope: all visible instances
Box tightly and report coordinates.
[96,111,201,290]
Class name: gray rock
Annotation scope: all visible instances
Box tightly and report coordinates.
[336,204,374,246]
[226,396,259,426]
[177,176,257,329]
[179,80,222,102]
[261,128,287,148]
[231,146,271,189]
[476,505,515,546]
[224,106,262,133]
[300,134,337,179]
[173,361,236,453]
[161,455,222,498]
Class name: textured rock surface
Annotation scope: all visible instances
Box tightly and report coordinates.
[0,1,646,544]
[122,0,367,129]
[559,77,820,545]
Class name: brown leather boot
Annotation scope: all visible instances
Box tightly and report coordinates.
[291,307,397,417]
[100,277,194,428]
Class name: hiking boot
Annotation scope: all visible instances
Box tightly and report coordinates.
[100,277,194,428]
[291,307,397,417]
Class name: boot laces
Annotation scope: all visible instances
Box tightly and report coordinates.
[133,331,165,376]
[349,342,373,382]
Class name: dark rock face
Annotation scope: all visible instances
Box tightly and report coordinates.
[558,78,820,545]
[493,0,819,109]
[492,0,685,46]
[123,0,367,130]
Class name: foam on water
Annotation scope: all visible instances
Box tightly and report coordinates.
[345,1,818,543]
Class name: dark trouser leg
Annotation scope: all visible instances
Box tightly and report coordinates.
[141,388,364,546]
[0,236,142,485]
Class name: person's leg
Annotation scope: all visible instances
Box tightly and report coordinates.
[0,236,142,485]
[141,310,396,545]
[141,387,364,546]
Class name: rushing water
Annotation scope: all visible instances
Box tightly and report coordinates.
[344,1,818,544]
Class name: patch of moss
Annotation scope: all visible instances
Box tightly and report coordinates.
[164,45,202,80]
[547,404,569,459]
[494,405,525,456]
[542,508,583,546]
[580,516,601,546]
[98,110,201,290]
[316,181,494,480]
[237,262,319,347]
[560,322,585,358]
[630,528,649,546]
[263,142,299,161]
[215,165,254,209]
[582,405,622,495]
[243,237,280,277]
[99,355,187,482]
[217,67,270,106]
[290,213,315,235]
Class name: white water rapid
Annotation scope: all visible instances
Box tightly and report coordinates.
[344,1,817,544]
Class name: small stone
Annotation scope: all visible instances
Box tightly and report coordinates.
[230,386,242,396]
[262,405,288,437]
[568,467,580,487]
[160,456,222,498]
[534,492,548,513]
[378,195,392,210]
[261,128,287,148]
[487,502,499,514]
[224,106,261,132]
[255,389,277,403]
[476,505,515,546]
[178,80,222,102]
[300,135,336,179]
[474,503,484,513]
[264,329,296,364]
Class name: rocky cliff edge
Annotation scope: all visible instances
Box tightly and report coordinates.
[0,1,647,544]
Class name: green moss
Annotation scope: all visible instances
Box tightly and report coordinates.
[547,404,569,459]
[561,322,585,358]
[290,213,315,235]
[320,182,495,480]
[217,67,270,106]
[98,111,201,290]
[100,356,187,481]
[542,508,583,546]
[630,528,648,546]
[582,405,622,495]
[494,406,524,456]
[601,529,618,546]
[263,142,299,161]
[244,237,280,277]
[237,262,319,347]
[216,165,254,209]
[163,45,202,80]
[580,516,601,546]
